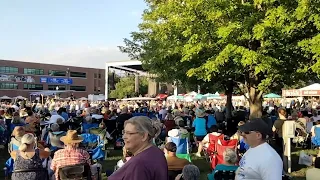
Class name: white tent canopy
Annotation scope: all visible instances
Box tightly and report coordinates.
[0,96,12,99]
[15,96,26,99]
[300,83,320,90]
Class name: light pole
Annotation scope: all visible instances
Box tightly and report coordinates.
[56,86,59,99]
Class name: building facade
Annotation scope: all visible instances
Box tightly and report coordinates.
[0,60,105,98]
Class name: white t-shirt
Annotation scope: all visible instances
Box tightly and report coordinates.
[235,142,282,180]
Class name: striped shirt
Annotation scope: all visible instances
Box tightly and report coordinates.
[51,146,90,180]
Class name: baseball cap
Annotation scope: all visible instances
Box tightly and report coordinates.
[238,118,269,135]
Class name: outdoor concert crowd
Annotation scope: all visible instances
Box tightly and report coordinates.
[0,97,320,180]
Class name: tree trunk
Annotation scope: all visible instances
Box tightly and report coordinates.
[248,87,263,119]
[225,79,233,119]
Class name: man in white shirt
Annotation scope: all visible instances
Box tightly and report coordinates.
[236,118,283,180]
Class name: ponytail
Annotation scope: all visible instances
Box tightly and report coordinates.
[19,143,28,152]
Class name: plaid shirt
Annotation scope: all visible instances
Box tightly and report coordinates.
[51,146,91,180]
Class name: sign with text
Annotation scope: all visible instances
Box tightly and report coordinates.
[0,74,35,83]
[282,89,301,97]
[40,77,73,84]
[301,90,320,96]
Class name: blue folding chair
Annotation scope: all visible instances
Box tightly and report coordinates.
[82,123,99,133]
[170,136,191,162]
[80,133,105,160]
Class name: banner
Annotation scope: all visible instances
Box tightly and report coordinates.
[0,74,35,83]
[40,77,73,84]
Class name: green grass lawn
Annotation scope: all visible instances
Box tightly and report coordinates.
[0,146,317,180]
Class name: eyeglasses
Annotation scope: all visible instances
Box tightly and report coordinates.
[123,131,140,136]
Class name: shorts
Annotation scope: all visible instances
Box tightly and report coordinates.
[195,135,206,141]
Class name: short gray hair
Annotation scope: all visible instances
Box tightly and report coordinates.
[124,116,161,140]
[182,164,200,180]
[223,148,238,164]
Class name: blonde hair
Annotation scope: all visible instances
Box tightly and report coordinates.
[124,116,161,141]
[19,133,35,152]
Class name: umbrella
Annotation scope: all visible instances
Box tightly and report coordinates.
[0,96,12,99]
[15,96,26,99]
[194,94,205,100]
[156,94,168,99]
[263,93,281,98]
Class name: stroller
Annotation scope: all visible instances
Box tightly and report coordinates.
[205,134,238,169]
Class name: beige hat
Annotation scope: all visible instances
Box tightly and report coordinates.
[60,130,83,144]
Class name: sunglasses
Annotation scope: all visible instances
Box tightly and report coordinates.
[242,131,256,134]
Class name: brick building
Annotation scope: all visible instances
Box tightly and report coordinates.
[0,59,105,99]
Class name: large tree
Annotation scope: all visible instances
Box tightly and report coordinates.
[120,0,320,118]
[109,76,148,99]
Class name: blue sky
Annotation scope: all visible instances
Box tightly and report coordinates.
[0,0,146,68]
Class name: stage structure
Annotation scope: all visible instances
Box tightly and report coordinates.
[105,60,178,100]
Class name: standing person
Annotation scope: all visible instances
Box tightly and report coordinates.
[235,118,282,180]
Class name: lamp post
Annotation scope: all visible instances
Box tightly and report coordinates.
[55,86,59,99]
[66,68,70,90]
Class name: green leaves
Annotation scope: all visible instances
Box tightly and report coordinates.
[119,0,320,95]
[109,76,148,99]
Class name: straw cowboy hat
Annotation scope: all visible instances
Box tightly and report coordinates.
[60,130,83,144]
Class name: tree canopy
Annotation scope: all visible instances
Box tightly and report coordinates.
[119,0,320,118]
[109,76,148,99]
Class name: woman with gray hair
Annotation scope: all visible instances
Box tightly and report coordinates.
[175,164,200,180]
[108,116,168,180]
[207,148,239,180]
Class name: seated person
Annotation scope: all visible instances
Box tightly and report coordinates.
[47,123,65,149]
[12,112,25,124]
[196,125,222,157]
[116,146,133,169]
[167,121,190,142]
[56,118,69,132]
[10,133,51,180]
[307,156,320,180]
[8,126,25,153]
[164,142,190,171]
[164,111,176,134]
[51,130,91,180]
[230,121,249,152]
[175,164,200,180]
[207,148,239,180]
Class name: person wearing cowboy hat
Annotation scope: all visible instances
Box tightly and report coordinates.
[193,108,208,157]
[51,130,91,180]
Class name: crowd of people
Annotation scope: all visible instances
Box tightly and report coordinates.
[0,97,320,179]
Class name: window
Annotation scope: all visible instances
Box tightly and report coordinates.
[94,73,97,78]
[24,68,44,75]
[23,84,43,90]
[70,86,86,91]
[48,85,66,90]
[49,70,67,76]
[0,83,18,89]
[98,74,101,79]
[70,71,86,78]
[0,66,18,73]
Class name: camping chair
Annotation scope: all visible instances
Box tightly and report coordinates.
[12,168,49,180]
[311,126,320,149]
[168,170,182,180]
[170,136,191,162]
[209,170,236,180]
[80,133,105,160]
[58,163,92,180]
[82,123,99,133]
[46,131,66,152]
